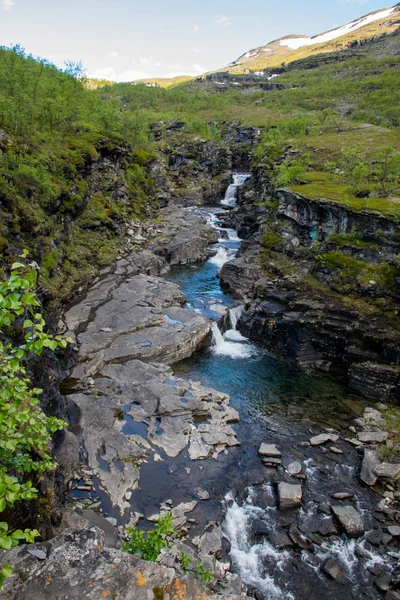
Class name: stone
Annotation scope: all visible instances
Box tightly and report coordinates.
[329,446,343,454]
[360,449,380,486]
[322,558,343,580]
[269,531,293,548]
[194,487,211,500]
[0,527,240,599]
[375,572,392,592]
[331,505,364,538]
[385,592,400,600]
[258,443,281,457]
[357,431,389,443]
[387,526,400,536]
[331,491,354,500]
[287,461,302,476]
[278,483,302,509]
[310,433,339,446]
[374,463,400,481]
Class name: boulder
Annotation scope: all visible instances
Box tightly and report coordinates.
[373,463,400,481]
[310,433,339,446]
[360,449,380,486]
[357,431,389,443]
[278,483,302,509]
[287,461,302,476]
[258,443,281,457]
[331,505,364,538]
[322,558,343,580]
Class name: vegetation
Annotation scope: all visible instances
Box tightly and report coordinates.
[122,513,174,562]
[0,255,69,586]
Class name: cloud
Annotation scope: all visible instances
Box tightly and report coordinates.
[190,64,207,76]
[140,56,154,65]
[193,24,199,32]
[191,47,200,53]
[88,66,151,82]
[107,51,119,58]
[214,15,232,28]
[3,0,15,10]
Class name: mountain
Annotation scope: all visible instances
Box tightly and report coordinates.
[225,3,400,73]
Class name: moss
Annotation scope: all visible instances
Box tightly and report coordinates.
[328,233,380,251]
[291,171,400,217]
[261,230,284,249]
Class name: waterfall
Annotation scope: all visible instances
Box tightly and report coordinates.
[221,172,251,207]
[229,305,243,330]
[208,247,233,268]
[226,228,241,242]
[211,305,255,358]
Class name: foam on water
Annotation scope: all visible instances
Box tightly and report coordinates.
[208,247,235,268]
[223,490,294,600]
[211,323,255,358]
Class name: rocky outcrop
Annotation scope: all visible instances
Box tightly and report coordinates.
[0,527,246,599]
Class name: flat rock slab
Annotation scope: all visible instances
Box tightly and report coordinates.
[373,463,400,481]
[360,449,380,486]
[331,505,364,538]
[259,443,281,457]
[310,433,339,446]
[278,483,302,509]
[0,527,244,600]
[357,431,389,443]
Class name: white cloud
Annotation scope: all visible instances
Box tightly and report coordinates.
[140,56,154,65]
[191,47,200,53]
[190,64,207,76]
[88,66,151,82]
[214,15,232,28]
[193,24,199,32]
[3,0,15,10]
[107,51,119,58]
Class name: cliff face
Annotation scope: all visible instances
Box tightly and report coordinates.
[220,176,400,403]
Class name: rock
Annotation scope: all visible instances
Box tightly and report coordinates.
[258,443,281,457]
[310,433,339,446]
[331,505,364,538]
[171,501,197,518]
[322,558,343,580]
[385,592,400,600]
[374,463,400,481]
[387,526,400,536]
[194,487,211,500]
[269,531,293,548]
[329,446,343,454]
[54,430,80,481]
[360,449,380,486]
[365,529,383,546]
[330,491,354,500]
[278,483,302,509]
[357,431,389,443]
[0,527,241,599]
[287,461,302,476]
[375,572,392,592]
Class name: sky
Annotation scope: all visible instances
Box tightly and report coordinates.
[0,0,394,81]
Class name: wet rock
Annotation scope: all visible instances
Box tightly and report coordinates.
[286,461,302,476]
[310,433,339,446]
[360,449,380,487]
[373,463,400,481]
[375,572,392,592]
[331,491,354,500]
[258,443,281,457]
[322,558,343,580]
[278,483,302,509]
[194,487,211,500]
[269,531,293,548]
[357,431,389,443]
[365,529,383,546]
[54,430,80,482]
[385,591,400,600]
[331,505,364,538]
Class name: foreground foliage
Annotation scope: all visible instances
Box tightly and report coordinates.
[0,254,69,585]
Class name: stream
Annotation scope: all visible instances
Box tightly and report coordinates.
[68,174,396,600]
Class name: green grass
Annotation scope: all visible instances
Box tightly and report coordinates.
[291,172,400,217]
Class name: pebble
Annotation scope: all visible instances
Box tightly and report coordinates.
[329,446,343,454]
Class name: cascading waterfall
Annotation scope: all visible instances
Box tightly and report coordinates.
[211,305,255,358]
[221,172,251,206]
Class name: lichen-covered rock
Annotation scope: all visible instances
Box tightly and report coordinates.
[0,527,247,599]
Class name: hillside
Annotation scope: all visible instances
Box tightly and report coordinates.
[225,3,400,73]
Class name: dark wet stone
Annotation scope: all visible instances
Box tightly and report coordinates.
[322,558,343,580]
[365,529,383,546]
[332,505,364,538]
[375,572,392,592]
[382,532,393,546]
[385,591,400,600]
[269,531,293,548]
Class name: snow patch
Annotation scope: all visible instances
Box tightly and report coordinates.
[280,6,396,50]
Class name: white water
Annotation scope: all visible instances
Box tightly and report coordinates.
[221,172,251,206]
[226,228,241,241]
[229,305,243,329]
[208,247,235,268]
[211,322,255,358]
[223,489,295,600]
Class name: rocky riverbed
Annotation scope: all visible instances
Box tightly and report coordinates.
[1,177,400,600]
